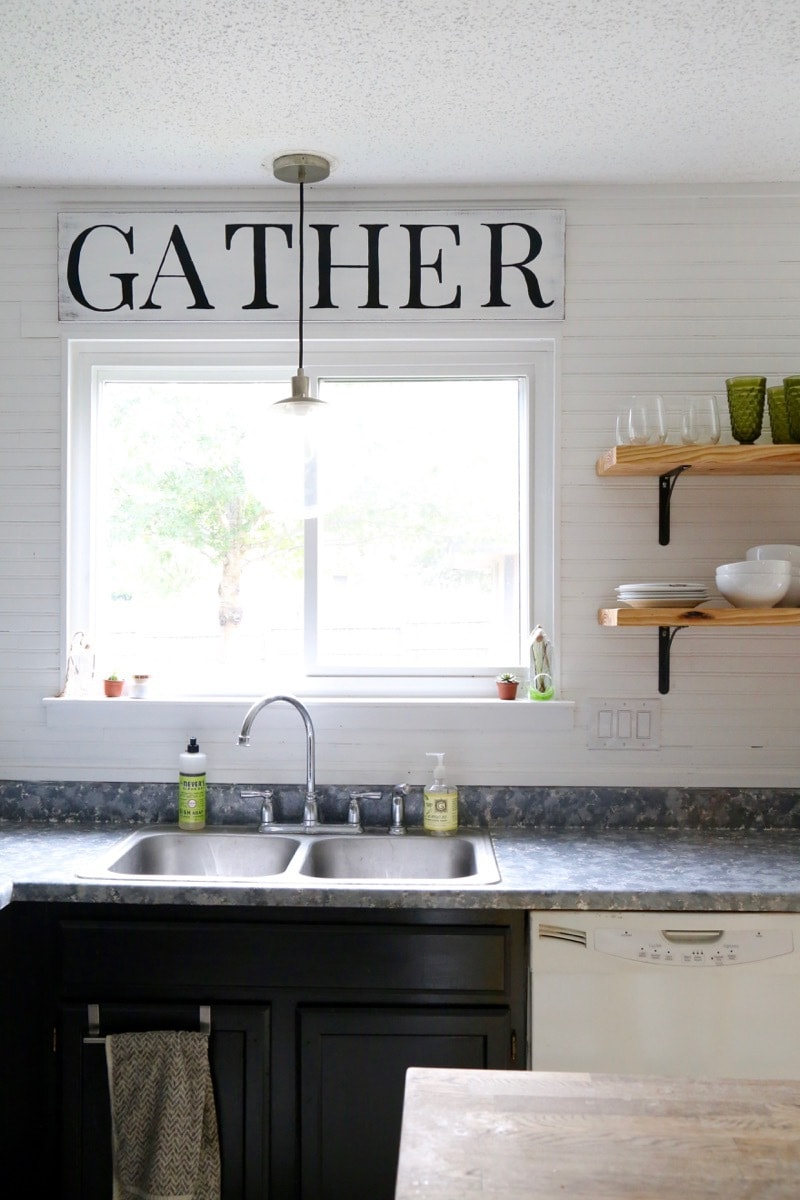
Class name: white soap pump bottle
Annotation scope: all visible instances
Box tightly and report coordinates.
[423,752,458,836]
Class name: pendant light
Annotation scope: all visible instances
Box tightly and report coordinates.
[272,152,331,416]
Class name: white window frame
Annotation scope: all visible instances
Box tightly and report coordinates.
[63,335,558,700]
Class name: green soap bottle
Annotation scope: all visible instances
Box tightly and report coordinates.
[423,752,458,836]
[178,737,207,830]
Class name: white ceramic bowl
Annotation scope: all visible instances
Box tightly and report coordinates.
[715,566,790,608]
[779,571,800,607]
[746,544,800,565]
[742,550,800,606]
[717,559,791,576]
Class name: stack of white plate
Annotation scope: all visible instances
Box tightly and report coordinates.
[615,582,710,609]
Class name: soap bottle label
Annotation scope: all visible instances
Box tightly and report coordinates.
[423,790,458,835]
[178,774,206,829]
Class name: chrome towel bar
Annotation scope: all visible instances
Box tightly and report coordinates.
[83,1002,212,1044]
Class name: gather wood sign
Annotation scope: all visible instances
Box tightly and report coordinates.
[57,208,565,323]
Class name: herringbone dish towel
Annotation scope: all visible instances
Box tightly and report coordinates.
[106,1030,221,1200]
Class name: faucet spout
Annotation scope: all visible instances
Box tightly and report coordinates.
[237,694,317,822]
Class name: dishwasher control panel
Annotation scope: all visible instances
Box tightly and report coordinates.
[594,927,794,966]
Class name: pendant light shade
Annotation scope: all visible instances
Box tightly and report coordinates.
[272,152,331,416]
[270,367,319,417]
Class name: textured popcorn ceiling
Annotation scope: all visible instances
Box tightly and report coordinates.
[1,0,798,188]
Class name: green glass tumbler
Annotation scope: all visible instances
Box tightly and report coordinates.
[767,384,792,443]
[725,376,766,444]
[784,377,800,442]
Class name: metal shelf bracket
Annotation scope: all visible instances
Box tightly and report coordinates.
[658,465,690,545]
[658,625,685,694]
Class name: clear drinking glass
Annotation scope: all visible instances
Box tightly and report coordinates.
[628,395,667,445]
[615,408,632,445]
[680,395,721,445]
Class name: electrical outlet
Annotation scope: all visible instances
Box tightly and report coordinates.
[586,698,661,750]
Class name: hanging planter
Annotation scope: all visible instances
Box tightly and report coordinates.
[495,673,519,700]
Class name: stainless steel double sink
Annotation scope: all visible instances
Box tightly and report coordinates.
[78,826,501,886]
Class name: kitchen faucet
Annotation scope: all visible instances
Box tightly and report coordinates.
[237,694,318,827]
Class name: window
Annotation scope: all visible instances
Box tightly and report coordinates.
[67,339,555,697]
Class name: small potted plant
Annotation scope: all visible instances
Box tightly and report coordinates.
[130,674,150,699]
[103,673,124,698]
[495,672,519,700]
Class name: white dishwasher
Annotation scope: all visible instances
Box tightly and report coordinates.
[529,910,800,1079]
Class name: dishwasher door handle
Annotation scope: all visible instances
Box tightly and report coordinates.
[661,929,724,944]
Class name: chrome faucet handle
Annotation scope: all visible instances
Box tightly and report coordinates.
[347,794,362,829]
[260,793,274,830]
[302,795,319,828]
[241,789,274,831]
[348,790,380,832]
[390,784,410,835]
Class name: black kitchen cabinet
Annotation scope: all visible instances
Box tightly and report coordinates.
[299,1005,513,1199]
[59,1002,269,1199]
[7,904,526,1199]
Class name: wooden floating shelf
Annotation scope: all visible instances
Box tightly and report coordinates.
[596,444,800,477]
[599,606,800,693]
[597,445,800,686]
[599,606,800,627]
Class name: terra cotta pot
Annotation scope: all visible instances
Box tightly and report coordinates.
[496,681,518,700]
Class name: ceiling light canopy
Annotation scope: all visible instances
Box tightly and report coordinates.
[272,152,331,416]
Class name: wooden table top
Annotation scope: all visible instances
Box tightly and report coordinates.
[395,1068,800,1199]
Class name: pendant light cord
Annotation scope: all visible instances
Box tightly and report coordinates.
[298,176,305,371]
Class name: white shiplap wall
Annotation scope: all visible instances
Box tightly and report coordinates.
[2,184,799,790]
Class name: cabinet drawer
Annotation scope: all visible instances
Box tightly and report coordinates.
[59,917,518,998]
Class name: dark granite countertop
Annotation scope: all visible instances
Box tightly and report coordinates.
[1,822,800,912]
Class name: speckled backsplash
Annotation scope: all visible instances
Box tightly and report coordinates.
[1,781,800,830]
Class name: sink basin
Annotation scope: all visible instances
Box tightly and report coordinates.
[297,831,500,884]
[82,829,303,879]
[78,827,500,886]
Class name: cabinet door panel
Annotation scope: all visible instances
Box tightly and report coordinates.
[299,1006,512,1200]
[59,1002,269,1200]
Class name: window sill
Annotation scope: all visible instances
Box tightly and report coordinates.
[43,695,575,733]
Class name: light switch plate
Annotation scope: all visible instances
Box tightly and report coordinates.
[586,698,661,750]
